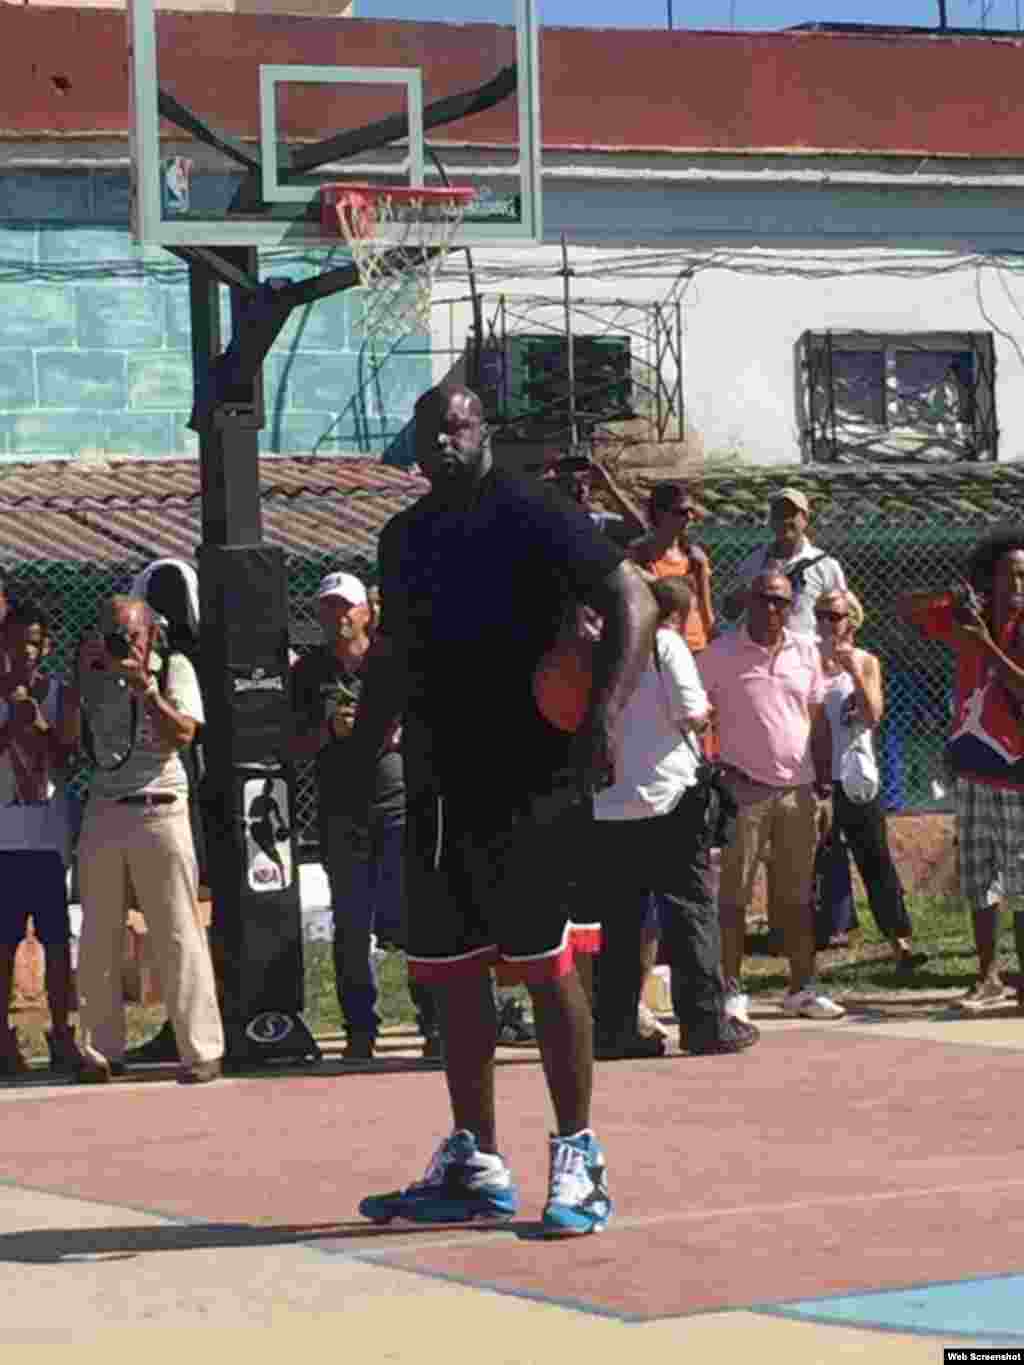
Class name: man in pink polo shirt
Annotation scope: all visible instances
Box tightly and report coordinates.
[698,565,844,1021]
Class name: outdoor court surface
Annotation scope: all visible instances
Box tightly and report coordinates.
[2,1004,1024,1363]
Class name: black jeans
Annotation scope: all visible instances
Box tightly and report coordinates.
[583,786,725,1047]
[832,788,912,942]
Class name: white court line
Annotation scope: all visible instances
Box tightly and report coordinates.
[348,1175,1024,1257]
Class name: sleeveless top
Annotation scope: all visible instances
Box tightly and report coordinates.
[824,665,878,800]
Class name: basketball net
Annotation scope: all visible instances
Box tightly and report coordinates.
[322,184,474,350]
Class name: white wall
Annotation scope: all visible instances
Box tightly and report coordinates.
[430,175,1024,467]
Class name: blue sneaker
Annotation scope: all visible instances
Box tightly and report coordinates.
[359,1130,519,1225]
[541,1131,612,1236]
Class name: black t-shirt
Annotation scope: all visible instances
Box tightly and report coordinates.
[378,469,625,800]
[290,646,404,822]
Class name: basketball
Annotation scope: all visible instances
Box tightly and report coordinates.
[532,632,594,734]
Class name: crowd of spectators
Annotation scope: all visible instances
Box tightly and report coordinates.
[1,381,1023,1233]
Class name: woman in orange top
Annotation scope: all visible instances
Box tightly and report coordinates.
[629,482,714,652]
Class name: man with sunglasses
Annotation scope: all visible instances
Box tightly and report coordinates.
[698,566,845,1021]
[630,482,714,655]
[723,487,853,957]
[723,489,846,639]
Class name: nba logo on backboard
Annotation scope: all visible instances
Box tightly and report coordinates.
[161,156,192,216]
[127,0,541,251]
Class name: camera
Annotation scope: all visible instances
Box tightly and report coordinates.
[104,628,134,661]
[554,453,592,475]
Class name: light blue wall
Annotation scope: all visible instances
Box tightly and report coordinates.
[0,172,431,461]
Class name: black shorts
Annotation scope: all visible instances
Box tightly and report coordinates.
[404,785,589,986]
[0,850,70,947]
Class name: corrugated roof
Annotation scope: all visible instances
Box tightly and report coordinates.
[3,456,1024,573]
[0,457,428,567]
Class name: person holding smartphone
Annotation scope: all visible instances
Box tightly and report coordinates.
[897,529,1024,1010]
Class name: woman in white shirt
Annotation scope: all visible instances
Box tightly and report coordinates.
[816,588,924,969]
[588,577,759,1058]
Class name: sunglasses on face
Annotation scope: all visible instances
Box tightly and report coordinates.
[753,593,792,610]
[815,611,848,623]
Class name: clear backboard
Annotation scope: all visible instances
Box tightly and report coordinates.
[127,0,541,252]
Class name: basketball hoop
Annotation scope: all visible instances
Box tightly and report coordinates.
[321,183,475,347]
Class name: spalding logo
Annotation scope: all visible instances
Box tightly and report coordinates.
[244,1012,295,1044]
[234,666,285,695]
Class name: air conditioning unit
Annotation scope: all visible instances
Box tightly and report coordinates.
[480,334,634,438]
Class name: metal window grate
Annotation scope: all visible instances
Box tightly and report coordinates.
[800,330,998,464]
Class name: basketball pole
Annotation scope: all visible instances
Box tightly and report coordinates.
[186,250,321,1068]
[181,245,372,1066]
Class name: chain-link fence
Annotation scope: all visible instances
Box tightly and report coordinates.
[0,552,346,860]
[0,508,1003,861]
[700,519,980,815]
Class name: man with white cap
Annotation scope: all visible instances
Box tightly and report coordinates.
[290,570,438,1060]
[724,488,846,639]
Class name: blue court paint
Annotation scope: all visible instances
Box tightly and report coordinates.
[761,1273,1024,1340]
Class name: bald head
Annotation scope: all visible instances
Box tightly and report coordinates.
[414,384,484,423]
[414,383,491,494]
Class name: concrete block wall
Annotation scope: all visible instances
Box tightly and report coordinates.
[0,171,431,461]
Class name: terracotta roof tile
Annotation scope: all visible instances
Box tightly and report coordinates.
[0,457,428,567]
[2,456,1024,572]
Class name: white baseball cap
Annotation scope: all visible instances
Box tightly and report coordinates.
[317,571,367,607]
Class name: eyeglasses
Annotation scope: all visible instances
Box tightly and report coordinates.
[815,611,848,623]
[752,593,792,610]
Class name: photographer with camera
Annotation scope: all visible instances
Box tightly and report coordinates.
[897,529,1024,1011]
[73,595,223,1083]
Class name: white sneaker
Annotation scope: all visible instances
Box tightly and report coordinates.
[782,983,846,1020]
[637,1002,670,1040]
[723,980,750,1025]
[541,1131,612,1236]
[957,978,1012,1012]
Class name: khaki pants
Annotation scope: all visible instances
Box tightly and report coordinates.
[718,779,819,987]
[78,798,224,1066]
